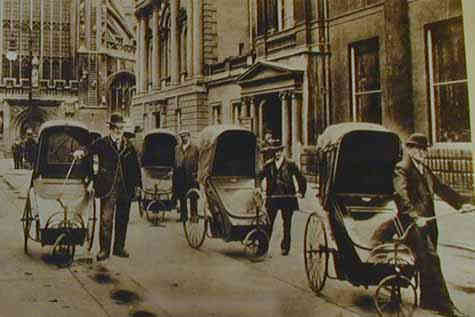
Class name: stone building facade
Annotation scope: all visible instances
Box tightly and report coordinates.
[132,0,329,160]
[0,0,136,155]
[132,0,472,192]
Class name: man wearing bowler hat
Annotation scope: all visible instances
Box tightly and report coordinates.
[257,140,307,256]
[174,129,199,222]
[74,113,142,261]
[371,133,473,317]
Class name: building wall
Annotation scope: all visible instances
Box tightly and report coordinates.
[407,0,463,137]
[328,5,384,124]
[214,0,249,60]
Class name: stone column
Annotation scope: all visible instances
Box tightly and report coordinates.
[291,92,302,161]
[193,0,203,78]
[140,17,147,93]
[186,0,193,79]
[258,100,265,139]
[151,7,160,90]
[170,0,179,85]
[280,92,290,156]
[135,19,141,93]
[249,97,256,133]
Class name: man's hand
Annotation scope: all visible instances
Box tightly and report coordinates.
[73,150,85,159]
[460,203,475,214]
[296,192,304,199]
[415,216,429,227]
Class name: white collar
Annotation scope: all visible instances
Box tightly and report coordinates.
[182,142,190,151]
[275,156,284,169]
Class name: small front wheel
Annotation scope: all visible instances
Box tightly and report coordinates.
[244,229,269,258]
[374,275,417,317]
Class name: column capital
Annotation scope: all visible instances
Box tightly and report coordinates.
[279,90,292,101]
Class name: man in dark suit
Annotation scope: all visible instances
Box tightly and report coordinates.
[173,129,199,222]
[23,129,38,170]
[371,133,473,317]
[74,113,142,261]
[257,141,307,256]
[12,137,22,169]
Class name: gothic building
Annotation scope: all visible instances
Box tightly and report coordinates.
[133,0,472,192]
[0,0,136,154]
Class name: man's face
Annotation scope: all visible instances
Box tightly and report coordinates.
[408,146,427,161]
[264,133,272,142]
[181,134,190,144]
[274,148,283,160]
[110,124,124,139]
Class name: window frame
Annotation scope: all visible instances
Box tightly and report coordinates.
[349,37,382,123]
[425,17,470,144]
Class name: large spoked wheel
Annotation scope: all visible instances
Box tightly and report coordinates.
[86,199,97,251]
[183,190,207,249]
[374,274,417,316]
[304,212,329,293]
[21,206,32,255]
[244,229,269,259]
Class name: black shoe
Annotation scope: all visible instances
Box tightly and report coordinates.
[96,251,109,261]
[113,249,130,258]
[281,249,289,256]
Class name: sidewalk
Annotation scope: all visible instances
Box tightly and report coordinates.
[1,158,474,252]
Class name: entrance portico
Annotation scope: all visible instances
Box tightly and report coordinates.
[237,61,304,157]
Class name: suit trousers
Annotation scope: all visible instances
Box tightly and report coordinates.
[371,218,453,311]
[267,199,295,252]
[99,191,132,255]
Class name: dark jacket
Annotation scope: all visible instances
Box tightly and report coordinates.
[85,136,142,200]
[173,142,199,199]
[257,158,307,211]
[393,152,467,244]
[24,137,38,165]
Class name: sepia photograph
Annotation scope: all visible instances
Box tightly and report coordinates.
[0,0,474,316]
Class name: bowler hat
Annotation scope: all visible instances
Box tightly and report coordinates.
[268,139,285,151]
[405,133,429,149]
[107,113,125,127]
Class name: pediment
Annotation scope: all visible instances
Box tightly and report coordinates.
[237,61,303,86]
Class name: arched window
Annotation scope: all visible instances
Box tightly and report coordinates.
[52,59,60,80]
[1,55,9,78]
[21,57,30,79]
[43,58,51,80]
[62,58,72,81]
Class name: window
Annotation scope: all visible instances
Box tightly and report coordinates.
[350,38,381,124]
[153,112,161,128]
[211,104,222,124]
[427,18,470,143]
[256,0,279,35]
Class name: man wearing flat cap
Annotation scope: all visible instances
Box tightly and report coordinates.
[257,140,307,256]
[74,113,142,261]
[174,129,199,222]
[371,133,473,317]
